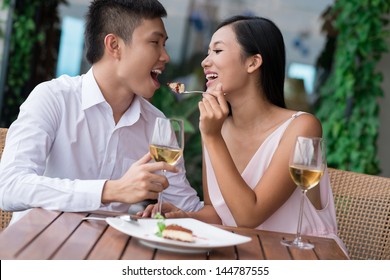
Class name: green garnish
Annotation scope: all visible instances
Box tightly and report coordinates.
[153,213,166,237]
[155,221,166,237]
[153,213,165,219]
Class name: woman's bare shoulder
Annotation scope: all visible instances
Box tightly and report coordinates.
[286,111,322,138]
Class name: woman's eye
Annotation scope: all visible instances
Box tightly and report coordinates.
[214,50,222,54]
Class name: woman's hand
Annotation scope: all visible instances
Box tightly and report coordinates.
[138,202,189,219]
[198,83,229,138]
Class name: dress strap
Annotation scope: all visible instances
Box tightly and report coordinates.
[291,111,307,119]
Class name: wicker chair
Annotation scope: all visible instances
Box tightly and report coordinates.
[329,168,390,260]
[0,128,13,230]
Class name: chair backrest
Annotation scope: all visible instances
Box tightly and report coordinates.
[329,168,390,260]
[0,128,13,230]
[0,127,7,159]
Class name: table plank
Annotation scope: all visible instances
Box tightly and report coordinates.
[155,249,207,260]
[17,211,87,259]
[259,231,292,260]
[121,238,155,260]
[51,218,107,260]
[235,234,264,260]
[309,237,348,260]
[227,227,264,260]
[0,208,60,259]
[208,245,236,260]
[288,245,318,260]
[87,226,130,260]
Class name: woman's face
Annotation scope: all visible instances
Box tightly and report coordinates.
[201,25,250,93]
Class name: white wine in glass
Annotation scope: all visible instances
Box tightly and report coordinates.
[281,136,326,249]
[149,117,184,215]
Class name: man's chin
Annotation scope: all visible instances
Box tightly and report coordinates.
[141,90,156,100]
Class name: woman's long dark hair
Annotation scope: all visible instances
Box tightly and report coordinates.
[217,15,286,108]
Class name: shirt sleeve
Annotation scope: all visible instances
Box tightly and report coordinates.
[0,83,104,212]
[162,156,203,212]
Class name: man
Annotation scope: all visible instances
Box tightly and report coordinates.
[0,0,201,223]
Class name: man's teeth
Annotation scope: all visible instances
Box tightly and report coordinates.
[151,69,162,74]
[206,73,218,80]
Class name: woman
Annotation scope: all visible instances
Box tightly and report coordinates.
[143,15,347,254]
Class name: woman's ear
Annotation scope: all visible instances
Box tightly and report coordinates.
[104,34,121,59]
[247,54,262,73]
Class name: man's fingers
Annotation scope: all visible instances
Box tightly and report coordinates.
[134,153,152,166]
[132,152,179,173]
[147,177,168,192]
[143,161,179,173]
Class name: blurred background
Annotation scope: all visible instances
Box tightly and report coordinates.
[0,0,389,199]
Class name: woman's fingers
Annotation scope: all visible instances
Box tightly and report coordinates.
[202,83,229,116]
[139,204,154,217]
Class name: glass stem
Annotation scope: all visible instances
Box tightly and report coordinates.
[295,189,307,243]
[157,192,163,214]
[158,169,166,214]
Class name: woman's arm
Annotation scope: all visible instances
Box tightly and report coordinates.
[162,148,222,224]
[204,112,322,228]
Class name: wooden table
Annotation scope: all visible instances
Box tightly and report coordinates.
[0,208,348,260]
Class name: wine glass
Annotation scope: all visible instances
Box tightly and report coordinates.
[281,136,326,249]
[149,117,184,215]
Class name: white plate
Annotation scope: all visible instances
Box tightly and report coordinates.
[106,217,251,254]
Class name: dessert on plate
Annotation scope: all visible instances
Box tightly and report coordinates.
[162,224,194,243]
[155,217,194,243]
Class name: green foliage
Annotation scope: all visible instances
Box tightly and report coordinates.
[0,0,67,127]
[151,86,204,199]
[316,0,390,174]
[1,0,41,125]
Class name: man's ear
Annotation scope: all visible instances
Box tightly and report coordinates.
[104,34,120,58]
[247,54,262,73]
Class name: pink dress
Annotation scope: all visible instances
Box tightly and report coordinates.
[204,112,348,255]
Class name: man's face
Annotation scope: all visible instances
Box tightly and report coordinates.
[117,18,170,99]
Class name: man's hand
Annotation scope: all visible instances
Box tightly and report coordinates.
[101,153,178,204]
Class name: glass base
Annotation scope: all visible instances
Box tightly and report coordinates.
[280,238,314,250]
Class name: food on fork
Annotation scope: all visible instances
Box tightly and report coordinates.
[162,224,194,243]
[167,82,204,94]
[167,82,185,94]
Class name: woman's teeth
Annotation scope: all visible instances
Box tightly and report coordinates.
[206,73,218,80]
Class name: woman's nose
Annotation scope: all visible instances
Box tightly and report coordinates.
[201,56,209,68]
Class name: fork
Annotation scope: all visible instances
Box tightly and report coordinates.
[179,90,204,94]
[81,214,138,222]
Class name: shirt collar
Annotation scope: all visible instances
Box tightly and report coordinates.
[82,68,148,127]
[117,95,143,128]
[81,68,106,110]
